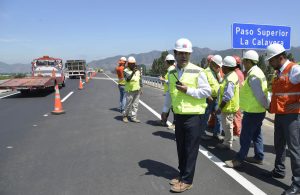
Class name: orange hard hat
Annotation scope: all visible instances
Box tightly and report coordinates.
[232,55,241,64]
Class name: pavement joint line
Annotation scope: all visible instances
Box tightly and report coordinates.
[0,91,20,99]
[61,91,74,102]
[103,73,267,195]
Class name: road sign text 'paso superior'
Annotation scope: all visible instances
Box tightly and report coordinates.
[232,23,291,49]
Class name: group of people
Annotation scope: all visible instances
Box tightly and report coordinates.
[115,38,300,195]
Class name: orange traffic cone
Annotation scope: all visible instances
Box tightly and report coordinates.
[51,84,65,115]
[85,75,89,83]
[78,76,83,90]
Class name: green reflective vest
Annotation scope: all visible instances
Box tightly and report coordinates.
[240,66,268,113]
[164,65,176,93]
[204,67,220,98]
[218,71,239,113]
[168,63,207,115]
[124,68,141,92]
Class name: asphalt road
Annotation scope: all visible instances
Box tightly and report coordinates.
[0,73,294,195]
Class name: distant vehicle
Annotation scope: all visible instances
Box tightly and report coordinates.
[0,56,65,93]
[65,60,87,79]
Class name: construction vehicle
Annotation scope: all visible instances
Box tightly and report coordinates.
[0,56,65,94]
[65,60,87,79]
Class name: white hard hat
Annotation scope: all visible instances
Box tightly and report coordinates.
[174,38,193,53]
[266,43,285,60]
[127,56,136,63]
[223,56,237,67]
[243,50,259,61]
[165,54,175,61]
[211,55,223,67]
[120,56,127,62]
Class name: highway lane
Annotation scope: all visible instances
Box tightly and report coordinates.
[0,73,293,194]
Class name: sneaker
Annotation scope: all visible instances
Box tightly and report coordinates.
[245,157,263,165]
[167,124,175,130]
[225,159,242,168]
[216,143,231,150]
[169,176,180,185]
[201,134,212,141]
[170,182,193,193]
[131,118,141,123]
[123,117,128,123]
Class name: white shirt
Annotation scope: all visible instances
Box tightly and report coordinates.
[279,60,300,84]
[162,65,211,113]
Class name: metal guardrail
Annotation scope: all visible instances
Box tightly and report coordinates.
[142,76,164,90]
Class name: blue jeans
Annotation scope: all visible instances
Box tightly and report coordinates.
[236,112,265,161]
[118,85,126,111]
[202,98,222,136]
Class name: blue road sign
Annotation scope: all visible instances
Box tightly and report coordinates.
[232,23,291,50]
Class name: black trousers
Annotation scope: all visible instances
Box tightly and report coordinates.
[274,113,300,185]
[175,114,204,184]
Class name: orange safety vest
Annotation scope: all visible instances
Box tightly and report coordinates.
[270,62,300,114]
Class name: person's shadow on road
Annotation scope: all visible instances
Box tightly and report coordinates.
[138,159,178,180]
[152,131,175,141]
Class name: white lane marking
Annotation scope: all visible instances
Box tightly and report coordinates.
[0,91,20,99]
[61,91,74,102]
[104,72,267,195]
[43,114,49,117]
[6,146,13,149]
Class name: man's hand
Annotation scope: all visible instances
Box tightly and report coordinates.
[176,83,188,93]
[161,112,168,122]
[207,96,214,104]
[216,108,221,115]
[159,75,165,81]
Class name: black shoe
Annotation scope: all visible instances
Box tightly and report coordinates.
[269,169,285,179]
[281,183,300,195]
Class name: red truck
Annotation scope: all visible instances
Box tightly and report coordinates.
[0,56,65,94]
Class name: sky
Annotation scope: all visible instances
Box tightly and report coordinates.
[0,0,299,64]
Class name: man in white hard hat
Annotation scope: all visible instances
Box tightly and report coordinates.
[122,56,143,123]
[215,56,239,150]
[266,43,300,195]
[201,55,224,141]
[115,57,127,112]
[161,38,211,192]
[159,54,176,129]
[225,50,269,168]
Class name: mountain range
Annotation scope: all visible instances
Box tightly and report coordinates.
[1,46,300,73]
[89,46,300,71]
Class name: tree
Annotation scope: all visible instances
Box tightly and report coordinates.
[287,53,295,62]
[150,51,169,76]
[200,57,206,68]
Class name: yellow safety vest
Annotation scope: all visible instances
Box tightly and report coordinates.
[204,67,220,98]
[164,65,176,93]
[240,66,268,113]
[124,68,141,92]
[169,63,207,115]
[218,71,239,113]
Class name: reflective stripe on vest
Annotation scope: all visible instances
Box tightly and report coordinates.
[168,63,207,114]
[270,62,300,114]
[204,67,220,98]
[124,68,141,92]
[218,71,239,113]
[240,66,268,113]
